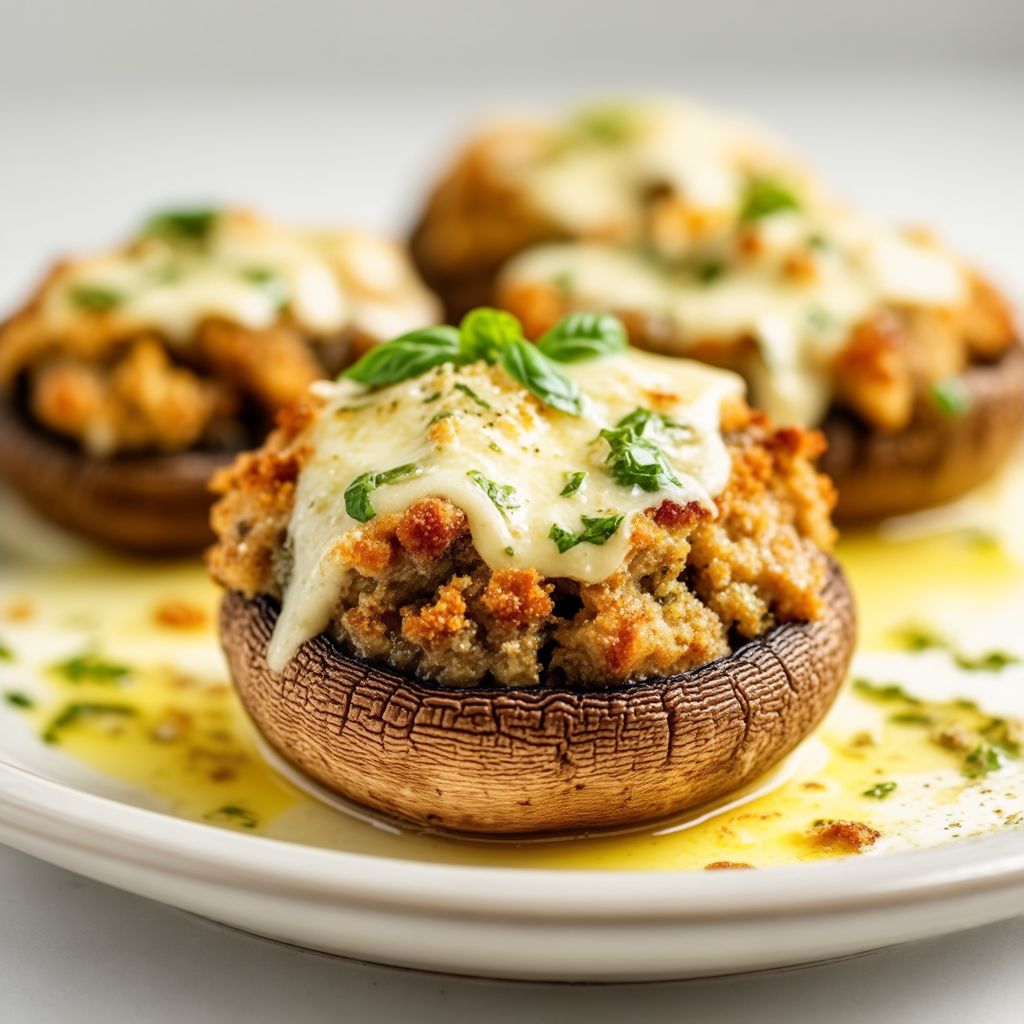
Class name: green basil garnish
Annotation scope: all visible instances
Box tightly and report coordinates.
[69,285,122,312]
[459,308,523,362]
[739,178,800,222]
[453,382,492,409]
[344,463,421,523]
[42,702,135,745]
[862,781,898,800]
[560,471,587,497]
[497,338,582,416]
[342,308,623,417]
[143,207,219,243]
[467,470,520,515]
[53,652,131,683]
[345,326,467,388]
[549,513,625,553]
[537,312,627,363]
[930,378,970,419]
[599,408,684,493]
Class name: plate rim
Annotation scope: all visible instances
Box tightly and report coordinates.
[2,757,1024,924]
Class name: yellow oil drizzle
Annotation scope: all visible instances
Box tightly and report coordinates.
[1,461,1023,871]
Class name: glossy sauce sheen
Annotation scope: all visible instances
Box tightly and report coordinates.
[269,350,743,669]
[41,210,437,343]
[2,458,1023,871]
[500,100,966,426]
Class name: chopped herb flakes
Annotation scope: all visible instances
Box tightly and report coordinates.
[241,267,288,309]
[694,261,725,285]
[69,285,122,312]
[454,382,492,409]
[143,207,219,243]
[739,178,800,222]
[599,408,685,493]
[204,805,258,830]
[549,513,625,553]
[467,470,520,515]
[344,464,421,523]
[852,678,919,703]
[53,652,131,684]
[42,702,135,744]
[560,471,587,497]
[862,781,898,799]
[0,637,12,661]
[895,624,1020,672]
[568,104,637,145]
[4,691,33,709]
[930,378,971,419]
[963,742,1014,779]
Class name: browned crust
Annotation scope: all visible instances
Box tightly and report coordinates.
[822,341,1024,520]
[0,395,225,554]
[220,558,855,835]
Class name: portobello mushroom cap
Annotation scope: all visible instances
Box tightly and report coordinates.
[822,340,1024,521]
[221,557,855,835]
[0,395,227,554]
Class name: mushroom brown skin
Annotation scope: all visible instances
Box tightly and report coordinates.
[220,558,855,835]
[821,341,1024,520]
[0,394,226,553]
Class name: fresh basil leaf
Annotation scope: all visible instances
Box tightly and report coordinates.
[459,308,523,362]
[549,513,625,553]
[69,285,122,312]
[344,326,466,388]
[560,471,587,497]
[466,470,520,515]
[344,463,420,522]
[143,208,219,243]
[739,178,800,222]
[497,338,582,415]
[537,312,627,363]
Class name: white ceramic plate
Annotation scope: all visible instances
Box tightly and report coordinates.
[1,756,1023,981]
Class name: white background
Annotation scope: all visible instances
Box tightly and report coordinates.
[1,1,1023,1019]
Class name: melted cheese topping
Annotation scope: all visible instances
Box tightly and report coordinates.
[268,350,743,670]
[41,210,438,343]
[499,98,967,426]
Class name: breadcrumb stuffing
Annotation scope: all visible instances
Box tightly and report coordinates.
[209,398,836,689]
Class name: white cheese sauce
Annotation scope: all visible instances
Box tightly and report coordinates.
[42,211,438,344]
[499,99,967,427]
[267,349,743,670]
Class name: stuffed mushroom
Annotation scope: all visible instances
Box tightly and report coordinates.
[410,99,1024,519]
[0,208,439,552]
[209,308,855,834]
